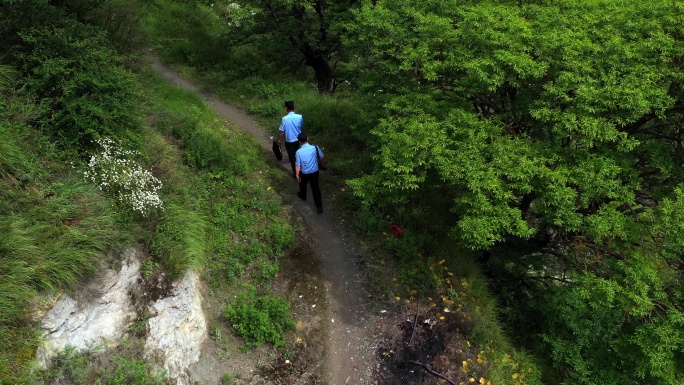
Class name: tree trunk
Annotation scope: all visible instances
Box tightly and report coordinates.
[300,47,334,94]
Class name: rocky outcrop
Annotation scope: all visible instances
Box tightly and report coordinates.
[36,249,208,385]
[145,271,207,385]
[36,250,141,368]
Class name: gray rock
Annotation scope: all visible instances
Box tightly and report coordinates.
[146,271,207,385]
[36,250,141,368]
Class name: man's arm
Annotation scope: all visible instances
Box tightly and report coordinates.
[295,165,301,182]
[278,117,285,143]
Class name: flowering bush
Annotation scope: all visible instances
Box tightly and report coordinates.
[84,138,163,216]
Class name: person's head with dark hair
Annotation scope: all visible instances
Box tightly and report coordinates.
[284,100,295,111]
[297,132,308,143]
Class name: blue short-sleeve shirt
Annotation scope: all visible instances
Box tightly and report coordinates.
[279,112,303,143]
[295,144,323,174]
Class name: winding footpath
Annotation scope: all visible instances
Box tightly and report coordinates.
[151,59,380,385]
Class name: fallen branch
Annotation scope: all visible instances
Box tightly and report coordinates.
[408,314,418,346]
[400,361,458,385]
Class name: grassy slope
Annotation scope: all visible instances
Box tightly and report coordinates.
[1,57,295,383]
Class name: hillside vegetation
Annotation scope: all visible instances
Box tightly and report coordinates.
[141,0,684,384]
[1,0,684,384]
[1,0,294,383]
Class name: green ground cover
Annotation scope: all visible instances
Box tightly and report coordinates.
[0,1,296,381]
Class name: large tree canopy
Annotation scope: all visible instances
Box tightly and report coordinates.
[348,0,684,383]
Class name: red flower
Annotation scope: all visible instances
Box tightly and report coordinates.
[390,224,404,238]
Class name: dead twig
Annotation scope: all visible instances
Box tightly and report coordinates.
[408,314,418,346]
[400,361,458,385]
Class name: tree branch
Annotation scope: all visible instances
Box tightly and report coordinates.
[399,361,458,385]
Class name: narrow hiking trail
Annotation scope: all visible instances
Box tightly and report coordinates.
[151,59,387,385]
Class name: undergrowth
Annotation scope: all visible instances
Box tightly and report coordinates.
[224,285,295,349]
[31,340,165,385]
[0,104,132,382]
[1,47,295,385]
[141,6,544,379]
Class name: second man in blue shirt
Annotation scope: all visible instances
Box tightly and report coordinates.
[295,132,324,213]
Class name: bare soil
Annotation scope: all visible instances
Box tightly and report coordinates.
[151,58,473,385]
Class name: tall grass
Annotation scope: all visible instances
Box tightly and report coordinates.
[140,66,294,290]
[0,121,131,383]
[148,202,207,279]
[139,67,292,280]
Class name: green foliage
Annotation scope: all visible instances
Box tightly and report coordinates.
[221,372,235,385]
[349,0,682,247]
[217,0,359,92]
[224,285,295,348]
[142,0,235,67]
[348,0,684,383]
[531,272,682,385]
[142,70,294,285]
[0,117,130,383]
[184,128,252,175]
[149,202,207,279]
[32,342,165,385]
[13,7,142,153]
[57,0,149,54]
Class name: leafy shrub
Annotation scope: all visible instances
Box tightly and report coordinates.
[225,286,295,348]
[17,18,142,153]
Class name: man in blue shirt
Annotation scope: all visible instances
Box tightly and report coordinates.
[277,100,303,176]
[295,132,324,213]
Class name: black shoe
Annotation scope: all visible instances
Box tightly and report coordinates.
[317,207,323,213]
[297,191,307,201]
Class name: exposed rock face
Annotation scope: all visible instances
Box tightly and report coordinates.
[36,250,141,368]
[36,249,208,385]
[145,271,207,385]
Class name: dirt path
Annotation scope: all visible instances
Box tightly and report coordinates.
[151,59,384,385]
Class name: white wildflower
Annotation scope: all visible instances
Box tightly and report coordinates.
[84,138,163,216]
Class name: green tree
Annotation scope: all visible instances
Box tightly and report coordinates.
[212,0,359,93]
[348,0,684,383]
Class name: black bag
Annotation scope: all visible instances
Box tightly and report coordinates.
[272,140,282,161]
[315,145,327,171]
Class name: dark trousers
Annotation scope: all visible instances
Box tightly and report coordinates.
[299,171,322,209]
[285,141,300,175]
